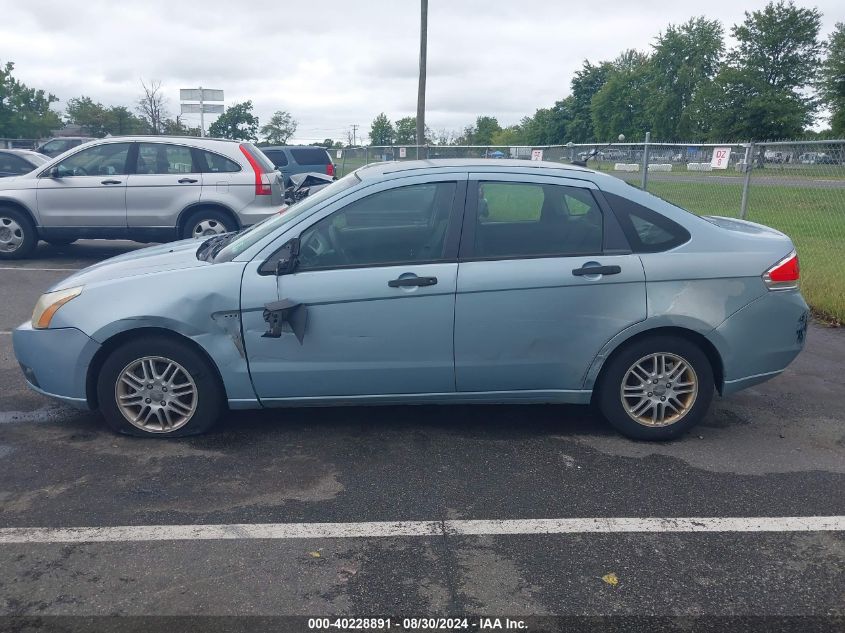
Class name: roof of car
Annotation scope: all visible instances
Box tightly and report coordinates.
[355,158,595,179]
[260,145,328,151]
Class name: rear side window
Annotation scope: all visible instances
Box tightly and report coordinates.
[196,150,241,173]
[136,143,196,174]
[0,153,34,175]
[262,149,289,167]
[472,181,603,259]
[604,192,690,253]
[290,148,331,165]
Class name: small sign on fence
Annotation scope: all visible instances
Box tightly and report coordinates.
[531,149,544,161]
[336,150,342,159]
[399,147,407,158]
[711,147,732,169]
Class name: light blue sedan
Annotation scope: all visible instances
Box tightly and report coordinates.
[13,160,809,440]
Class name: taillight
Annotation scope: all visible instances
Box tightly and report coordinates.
[763,250,799,290]
[239,144,272,196]
[326,163,335,177]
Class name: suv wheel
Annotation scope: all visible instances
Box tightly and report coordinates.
[182,209,236,240]
[0,207,37,259]
[597,335,714,440]
[97,336,223,437]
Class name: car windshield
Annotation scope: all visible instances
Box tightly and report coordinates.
[212,172,360,263]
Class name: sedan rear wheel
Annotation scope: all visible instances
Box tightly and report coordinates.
[97,336,223,437]
[597,335,714,440]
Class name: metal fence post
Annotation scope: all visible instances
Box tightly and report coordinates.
[739,142,754,220]
[341,150,346,178]
[640,131,651,190]
[365,146,369,166]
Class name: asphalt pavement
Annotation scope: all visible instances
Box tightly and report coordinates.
[0,240,843,628]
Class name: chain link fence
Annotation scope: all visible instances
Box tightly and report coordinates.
[332,139,845,323]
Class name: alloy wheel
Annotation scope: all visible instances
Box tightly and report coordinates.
[620,352,698,427]
[115,356,198,433]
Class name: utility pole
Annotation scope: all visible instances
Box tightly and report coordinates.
[416,0,428,146]
[351,124,359,147]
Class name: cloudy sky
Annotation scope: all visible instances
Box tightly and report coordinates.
[2,0,843,143]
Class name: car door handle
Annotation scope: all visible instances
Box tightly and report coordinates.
[388,275,438,288]
[572,265,622,276]
[178,177,198,184]
[101,179,122,185]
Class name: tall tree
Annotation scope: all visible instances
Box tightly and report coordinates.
[0,60,61,138]
[107,106,146,135]
[568,60,612,142]
[260,110,297,145]
[65,96,111,136]
[591,50,653,141]
[473,116,501,145]
[369,113,394,145]
[704,1,823,140]
[648,17,724,140]
[208,101,259,141]
[394,116,417,144]
[137,79,168,135]
[819,22,845,136]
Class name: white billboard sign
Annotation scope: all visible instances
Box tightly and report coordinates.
[180,103,224,114]
[710,147,732,169]
[399,147,407,158]
[180,88,224,102]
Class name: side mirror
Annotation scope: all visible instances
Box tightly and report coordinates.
[50,166,63,178]
[259,238,300,276]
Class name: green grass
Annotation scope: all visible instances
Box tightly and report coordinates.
[644,181,845,324]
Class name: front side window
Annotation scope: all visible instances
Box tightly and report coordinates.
[136,143,196,174]
[297,182,456,270]
[472,181,603,258]
[54,143,131,177]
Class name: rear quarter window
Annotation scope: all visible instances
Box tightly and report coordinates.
[290,148,331,165]
[604,192,690,253]
[197,150,241,173]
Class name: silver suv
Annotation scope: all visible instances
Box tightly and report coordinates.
[0,136,283,258]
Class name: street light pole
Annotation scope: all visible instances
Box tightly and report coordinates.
[416,0,428,147]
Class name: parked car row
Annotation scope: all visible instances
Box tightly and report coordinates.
[4,136,280,255]
[0,137,334,258]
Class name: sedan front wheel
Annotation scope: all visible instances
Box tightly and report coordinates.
[97,336,223,437]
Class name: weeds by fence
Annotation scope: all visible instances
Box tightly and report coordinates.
[333,139,845,323]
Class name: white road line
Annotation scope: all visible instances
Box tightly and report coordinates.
[0,516,842,544]
[0,267,81,272]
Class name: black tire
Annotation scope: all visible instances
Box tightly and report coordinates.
[44,238,77,247]
[180,208,237,240]
[0,206,37,259]
[96,335,224,437]
[596,335,714,441]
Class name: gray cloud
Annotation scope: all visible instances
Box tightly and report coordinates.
[2,0,842,143]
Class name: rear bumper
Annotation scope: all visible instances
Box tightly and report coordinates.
[708,289,809,396]
[12,322,100,409]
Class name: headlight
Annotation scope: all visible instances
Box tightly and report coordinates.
[31,286,84,329]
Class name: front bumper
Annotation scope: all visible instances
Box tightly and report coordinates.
[12,322,101,409]
[708,289,810,396]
